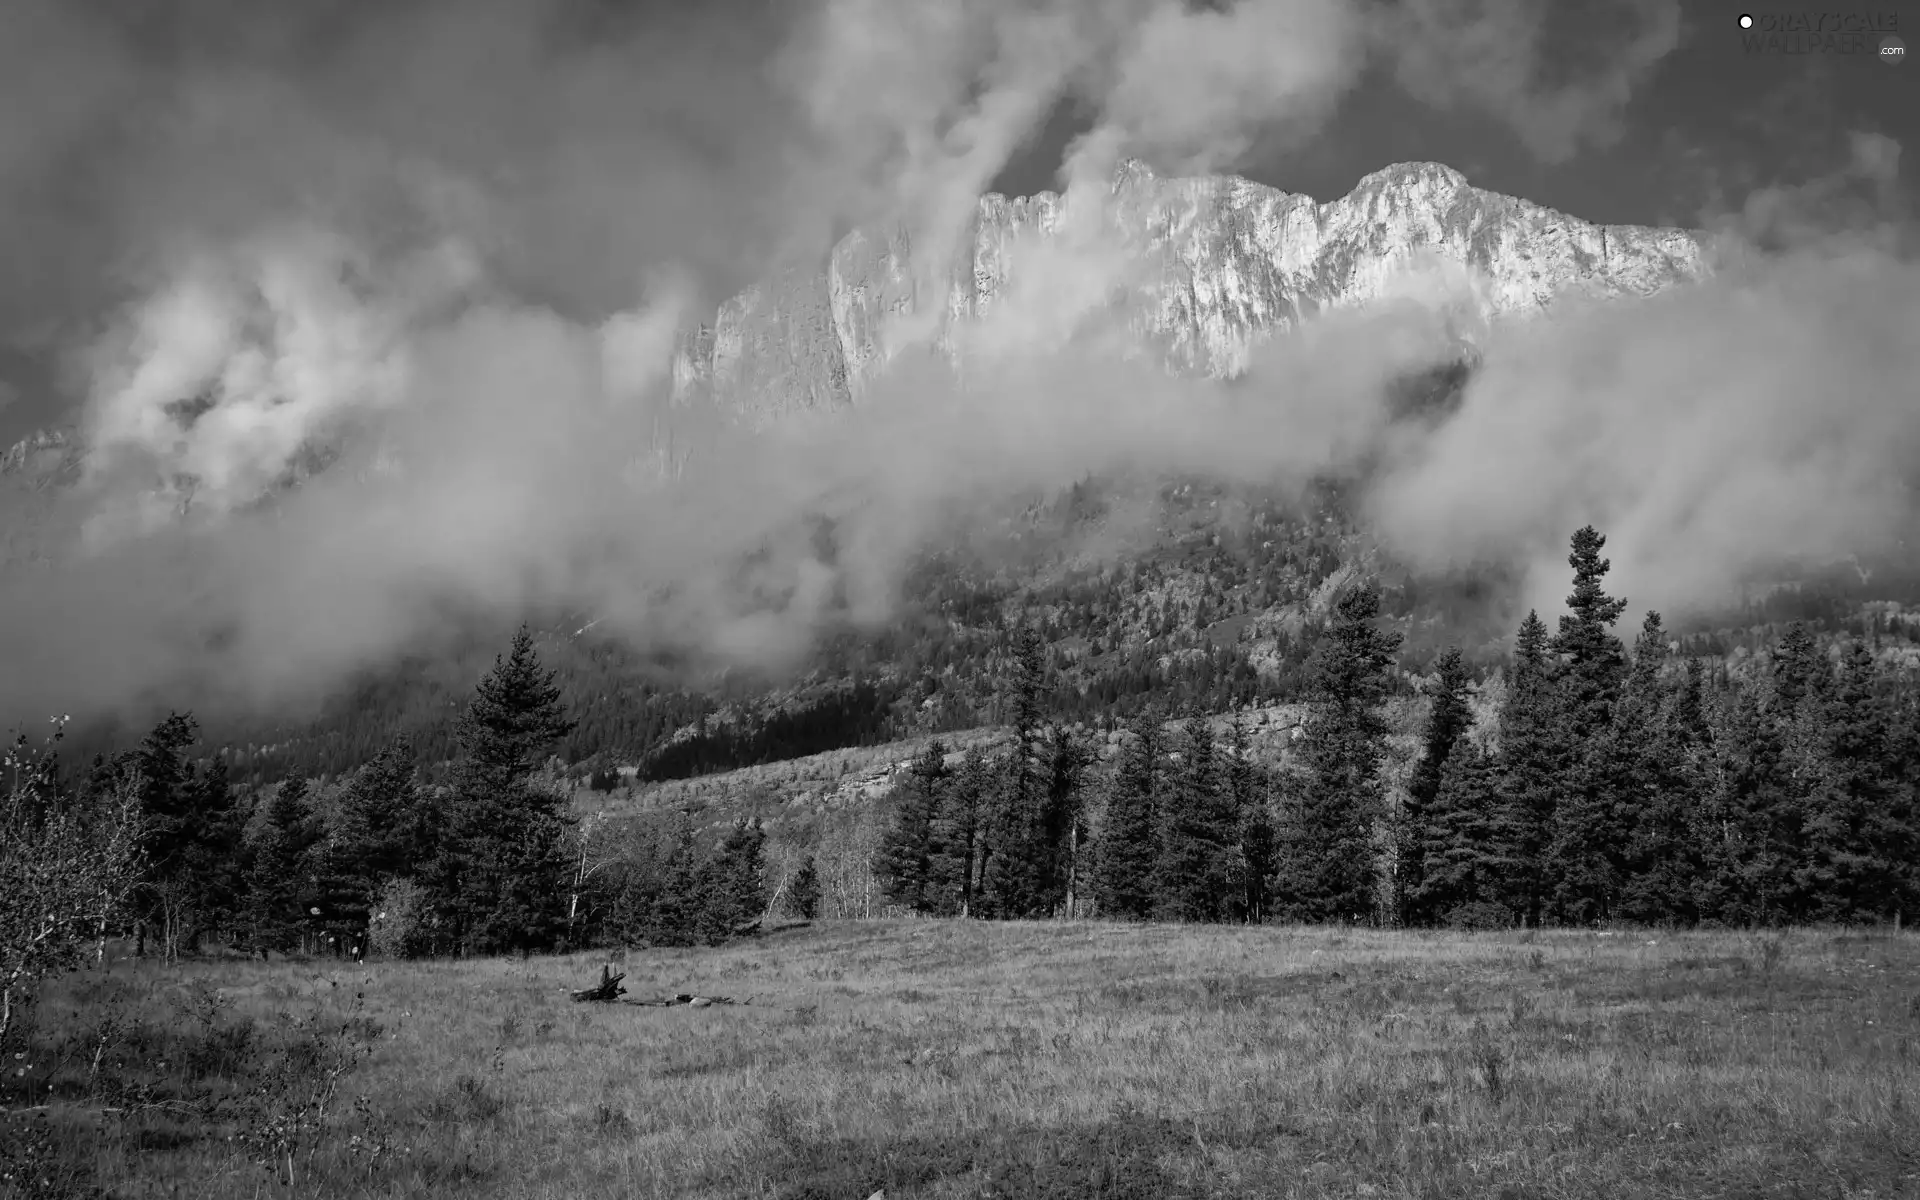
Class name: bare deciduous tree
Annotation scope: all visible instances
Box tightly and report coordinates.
[1,718,145,1049]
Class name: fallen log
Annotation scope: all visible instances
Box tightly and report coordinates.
[621,993,737,1007]
[570,964,627,1003]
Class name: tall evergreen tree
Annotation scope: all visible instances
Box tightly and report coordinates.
[113,714,245,955]
[317,739,429,952]
[1043,725,1092,918]
[1094,710,1163,920]
[1411,740,1516,924]
[931,749,991,917]
[1801,640,1898,920]
[1552,526,1630,739]
[1402,647,1472,924]
[878,741,949,914]
[981,625,1052,918]
[1278,582,1402,923]
[435,625,578,955]
[698,818,767,943]
[787,855,822,920]
[1616,639,1712,925]
[1708,690,1802,924]
[1154,716,1237,922]
[1226,711,1274,924]
[245,778,321,957]
[1553,609,1663,923]
[1500,610,1561,924]
[1771,621,1823,713]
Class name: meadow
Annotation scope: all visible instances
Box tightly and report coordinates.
[8,922,1919,1199]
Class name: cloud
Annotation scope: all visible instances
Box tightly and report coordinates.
[1365,148,1920,625]
[0,0,1909,730]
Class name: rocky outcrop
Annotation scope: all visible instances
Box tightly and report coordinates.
[672,160,1711,420]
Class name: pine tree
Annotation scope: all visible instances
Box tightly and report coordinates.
[1043,725,1091,918]
[335,739,429,886]
[647,812,705,947]
[115,714,245,956]
[931,749,991,917]
[980,625,1052,918]
[1500,610,1562,925]
[787,855,822,920]
[316,739,429,953]
[1094,710,1162,920]
[878,741,948,914]
[1154,716,1237,922]
[705,817,767,939]
[436,625,578,956]
[1772,622,1823,713]
[1803,640,1898,920]
[1708,691,1802,925]
[1226,711,1274,924]
[1412,741,1516,924]
[1554,609,1663,923]
[245,778,321,957]
[1278,582,1402,923]
[1617,642,1713,925]
[1553,526,1630,739]
[1402,647,1472,925]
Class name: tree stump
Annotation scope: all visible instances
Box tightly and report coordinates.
[570,964,627,1002]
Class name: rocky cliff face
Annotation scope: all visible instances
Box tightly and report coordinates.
[672,160,1711,421]
[5,160,1714,483]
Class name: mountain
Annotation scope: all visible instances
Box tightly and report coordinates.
[671,160,1712,421]
[4,160,1711,488]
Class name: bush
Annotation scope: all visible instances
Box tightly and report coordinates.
[367,879,431,960]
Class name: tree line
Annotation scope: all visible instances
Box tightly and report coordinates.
[5,626,773,1015]
[9,522,1920,1047]
[875,527,1920,928]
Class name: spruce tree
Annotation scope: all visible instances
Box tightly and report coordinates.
[1772,622,1823,713]
[1278,582,1401,923]
[1804,640,1897,920]
[1094,710,1162,920]
[787,855,822,920]
[931,749,991,917]
[706,817,767,938]
[648,812,705,946]
[1709,691,1802,924]
[117,714,245,955]
[1226,711,1274,924]
[437,625,578,955]
[1411,741,1516,924]
[1044,725,1091,918]
[1553,609,1662,923]
[245,778,321,957]
[1500,610,1561,924]
[1615,639,1712,925]
[981,625,1051,918]
[1553,526,1630,739]
[317,739,428,951]
[1402,647,1472,925]
[878,741,949,914]
[1154,716,1237,922]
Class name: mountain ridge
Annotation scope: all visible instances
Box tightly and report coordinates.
[3,159,1713,479]
[669,158,1714,422]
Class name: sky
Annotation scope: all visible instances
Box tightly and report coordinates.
[0,0,1916,725]
[1,0,1912,446]
[993,0,1916,226]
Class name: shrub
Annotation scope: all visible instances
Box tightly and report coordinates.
[366,880,431,960]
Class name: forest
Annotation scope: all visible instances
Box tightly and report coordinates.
[10,519,1920,1059]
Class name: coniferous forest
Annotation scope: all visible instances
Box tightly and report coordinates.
[10,521,1920,1025]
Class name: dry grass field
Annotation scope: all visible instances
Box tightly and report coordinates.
[10,922,1920,1199]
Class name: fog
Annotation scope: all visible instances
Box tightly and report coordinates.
[0,0,1913,725]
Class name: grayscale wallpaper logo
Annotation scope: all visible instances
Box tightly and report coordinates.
[1736,11,1904,61]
